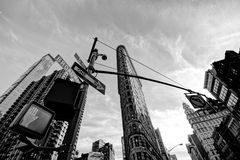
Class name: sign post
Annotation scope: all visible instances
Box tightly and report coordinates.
[72,62,105,95]
[58,37,105,160]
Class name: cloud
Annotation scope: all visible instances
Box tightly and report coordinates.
[150,107,193,160]
[1,1,240,160]
[76,91,123,159]
[8,30,19,42]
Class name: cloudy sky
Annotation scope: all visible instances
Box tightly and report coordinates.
[1,0,240,159]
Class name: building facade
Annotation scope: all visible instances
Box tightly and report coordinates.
[0,54,55,116]
[183,103,229,160]
[91,140,115,160]
[204,50,240,100]
[116,45,163,160]
[186,143,202,160]
[0,58,85,160]
[0,70,73,160]
[186,134,208,160]
[121,136,126,160]
[212,115,240,160]
[204,50,240,160]
[78,140,114,160]
[155,128,169,160]
[92,139,106,152]
[98,143,115,160]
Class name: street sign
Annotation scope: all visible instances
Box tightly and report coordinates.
[55,55,81,83]
[72,62,106,95]
[74,53,87,69]
[185,93,206,108]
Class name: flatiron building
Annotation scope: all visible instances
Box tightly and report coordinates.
[116,45,164,160]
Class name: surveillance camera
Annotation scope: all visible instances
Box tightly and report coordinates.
[102,55,107,60]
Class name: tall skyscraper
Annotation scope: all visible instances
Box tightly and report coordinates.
[0,54,55,116]
[0,70,65,159]
[0,67,86,160]
[183,102,228,160]
[204,50,240,160]
[116,45,164,160]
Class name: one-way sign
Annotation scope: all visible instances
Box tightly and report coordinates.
[185,93,207,109]
[72,62,106,95]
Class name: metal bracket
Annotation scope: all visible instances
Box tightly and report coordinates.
[16,136,68,154]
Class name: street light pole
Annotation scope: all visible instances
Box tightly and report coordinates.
[168,143,183,152]
[57,38,100,160]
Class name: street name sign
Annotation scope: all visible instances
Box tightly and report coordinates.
[72,62,106,95]
[74,53,87,69]
[55,55,81,83]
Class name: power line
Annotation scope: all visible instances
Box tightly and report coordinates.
[96,38,186,88]
[97,39,116,51]
[95,62,117,71]
[128,56,185,88]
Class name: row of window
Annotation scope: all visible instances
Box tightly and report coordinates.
[219,85,228,101]
[189,110,228,125]
[207,72,213,91]
[131,151,153,160]
[228,117,240,136]
[211,76,239,107]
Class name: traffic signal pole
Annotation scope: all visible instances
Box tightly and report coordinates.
[57,38,99,160]
[93,70,195,93]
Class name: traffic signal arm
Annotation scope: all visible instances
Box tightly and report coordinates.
[94,69,194,93]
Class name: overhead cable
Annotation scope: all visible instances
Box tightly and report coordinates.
[95,62,117,71]
[96,38,185,88]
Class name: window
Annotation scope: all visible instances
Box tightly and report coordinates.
[128,98,132,103]
[228,118,240,136]
[232,68,238,76]
[219,85,228,101]
[227,93,238,107]
[213,79,219,94]
[207,74,213,91]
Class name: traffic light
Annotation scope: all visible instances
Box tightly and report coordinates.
[10,102,55,139]
[44,78,83,121]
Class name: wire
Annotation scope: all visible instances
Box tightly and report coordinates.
[95,62,117,71]
[97,39,116,51]
[128,57,185,88]
[95,38,185,88]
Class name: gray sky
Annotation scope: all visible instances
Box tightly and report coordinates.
[1,0,240,159]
